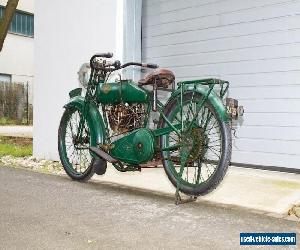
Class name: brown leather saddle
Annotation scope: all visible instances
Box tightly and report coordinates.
[138,68,175,88]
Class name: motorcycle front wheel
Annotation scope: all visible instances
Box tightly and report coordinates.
[159,92,232,196]
[58,107,94,181]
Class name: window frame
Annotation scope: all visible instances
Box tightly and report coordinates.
[0,5,34,38]
[0,73,12,83]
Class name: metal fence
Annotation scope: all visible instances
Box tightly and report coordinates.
[0,82,33,125]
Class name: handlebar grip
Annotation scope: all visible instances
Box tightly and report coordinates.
[121,62,159,69]
[93,52,113,58]
[144,63,159,69]
[105,60,121,69]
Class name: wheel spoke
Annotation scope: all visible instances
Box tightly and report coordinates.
[62,110,92,175]
[161,93,226,192]
[195,159,203,184]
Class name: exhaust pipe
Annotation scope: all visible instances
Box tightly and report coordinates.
[89,147,118,163]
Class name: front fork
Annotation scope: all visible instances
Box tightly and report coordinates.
[75,102,88,142]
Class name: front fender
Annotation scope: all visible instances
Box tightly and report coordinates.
[64,96,106,145]
[165,85,230,122]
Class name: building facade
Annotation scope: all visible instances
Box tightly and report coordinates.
[0,0,34,89]
[34,0,300,171]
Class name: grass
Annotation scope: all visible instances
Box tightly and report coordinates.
[0,117,17,125]
[0,117,32,125]
[0,136,32,157]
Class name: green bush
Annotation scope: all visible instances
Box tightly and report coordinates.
[0,136,32,157]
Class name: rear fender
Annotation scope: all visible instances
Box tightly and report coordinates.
[164,84,229,122]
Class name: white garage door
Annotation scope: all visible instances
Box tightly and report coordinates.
[142,0,300,170]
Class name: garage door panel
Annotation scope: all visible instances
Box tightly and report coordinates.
[143,2,300,38]
[144,15,219,38]
[234,113,300,127]
[232,151,300,169]
[237,99,300,113]
[143,29,300,59]
[143,1,300,37]
[142,0,300,169]
[232,138,300,155]
[220,1,300,27]
[172,57,300,78]
[229,85,300,99]
[142,15,300,49]
[144,42,300,69]
[234,125,300,140]
[225,70,300,87]
[143,0,217,22]
[143,0,291,27]
[175,70,300,84]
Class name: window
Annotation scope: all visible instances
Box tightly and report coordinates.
[0,6,34,37]
[0,74,11,83]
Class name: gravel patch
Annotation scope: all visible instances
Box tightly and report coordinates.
[0,155,65,175]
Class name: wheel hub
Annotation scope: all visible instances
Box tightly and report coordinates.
[73,136,89,149]
[181,127,207,161]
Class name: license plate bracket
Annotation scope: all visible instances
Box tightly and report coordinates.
[226,98,244,119]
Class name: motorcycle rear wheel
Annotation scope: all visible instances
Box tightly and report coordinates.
[159,92,232,196]
[58,107,94,181]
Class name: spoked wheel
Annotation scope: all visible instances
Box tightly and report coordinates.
[58,107,94,180]
[159,92,231,196]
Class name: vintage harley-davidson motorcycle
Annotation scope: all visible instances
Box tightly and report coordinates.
[58,52,243,203]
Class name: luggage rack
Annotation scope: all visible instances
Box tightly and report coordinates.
[177,78,244,119]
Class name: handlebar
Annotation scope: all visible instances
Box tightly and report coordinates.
[121,62,159,69]
[90,53,159,71]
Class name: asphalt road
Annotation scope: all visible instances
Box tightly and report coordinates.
[0,167,299,250]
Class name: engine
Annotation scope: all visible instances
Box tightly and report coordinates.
[105,103,146,134]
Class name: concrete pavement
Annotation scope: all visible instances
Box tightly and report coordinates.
[93,165,300,217]
[0,166,299,250]
[0,126,299,218]
[0,125,33,138]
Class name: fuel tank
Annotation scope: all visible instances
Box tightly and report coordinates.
[96,80,149,104]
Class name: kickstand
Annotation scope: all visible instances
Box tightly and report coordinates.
[175,182,198,205]
[175,185,182,205]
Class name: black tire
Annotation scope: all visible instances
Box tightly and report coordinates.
[159,92,232,196]
[58,107,95,181]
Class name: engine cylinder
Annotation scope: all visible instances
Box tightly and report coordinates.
[105,103,146,134]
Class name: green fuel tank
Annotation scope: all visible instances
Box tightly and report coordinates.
[96,80,149,104]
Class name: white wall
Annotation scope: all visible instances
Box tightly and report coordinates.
[142,0,300,169]
[0,34,34,79]
[34,0,120,160]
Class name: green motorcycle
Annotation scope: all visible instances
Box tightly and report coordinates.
[58,52,243,203]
